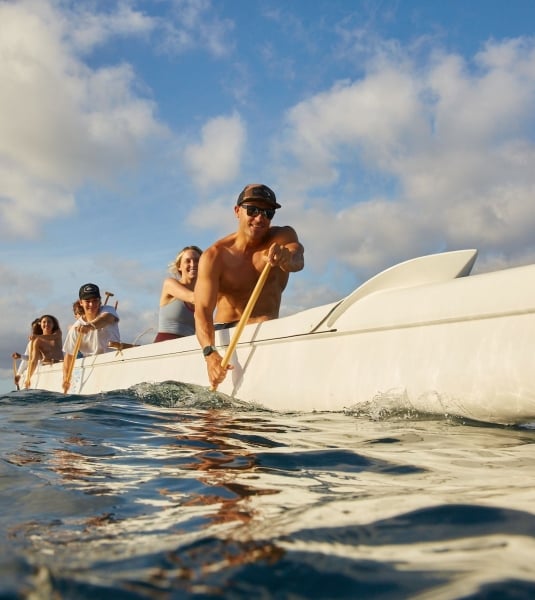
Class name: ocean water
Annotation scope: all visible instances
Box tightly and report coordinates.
[1,383,535,599]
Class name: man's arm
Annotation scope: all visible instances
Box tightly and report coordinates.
[267,226,305,272]
[194,247,233,387]
[70,306,118,339]
[89,306,119,330]
[194,247,220,349]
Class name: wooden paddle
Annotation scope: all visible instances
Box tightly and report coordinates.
[64,330,83,394]
[211,261,272,391]
[25,338,35,389]
[12,354,20,390]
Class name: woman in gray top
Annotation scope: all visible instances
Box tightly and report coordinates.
[154,245,202,342]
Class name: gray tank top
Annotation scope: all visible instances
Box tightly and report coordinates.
[157,299,195,336]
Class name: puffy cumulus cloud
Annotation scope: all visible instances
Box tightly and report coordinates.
[275,37,535,278]
[183,113,246,190]
[0,0,166,239]
[283,196,433,279]
[277,67,426,188]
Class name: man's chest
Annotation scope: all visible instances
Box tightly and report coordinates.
[220,251,268,294]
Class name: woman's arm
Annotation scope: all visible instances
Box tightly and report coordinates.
[160,278,195,305]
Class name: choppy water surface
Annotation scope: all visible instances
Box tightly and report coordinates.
[1,383,535,599]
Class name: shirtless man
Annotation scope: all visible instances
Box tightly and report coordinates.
[194,183,304,388]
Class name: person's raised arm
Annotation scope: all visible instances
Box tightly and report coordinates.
[161,278,195,304]
[81,306,118,333]
[267,226,304,272]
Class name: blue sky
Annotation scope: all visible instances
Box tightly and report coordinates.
[2,0,535,392]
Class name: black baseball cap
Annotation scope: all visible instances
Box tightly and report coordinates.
[79,283,101,300]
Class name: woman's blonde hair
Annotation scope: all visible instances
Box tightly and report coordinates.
[168,245,203,276]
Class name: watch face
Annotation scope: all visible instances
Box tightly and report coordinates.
[203,345,215,357]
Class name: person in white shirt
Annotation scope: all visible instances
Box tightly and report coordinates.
[62,283,120,393]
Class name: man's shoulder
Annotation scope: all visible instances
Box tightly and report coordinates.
[203,234,237,260]
[212,232,237,249]
[100,305,119,320]
[270,224,295,233]
[268,224,298,241]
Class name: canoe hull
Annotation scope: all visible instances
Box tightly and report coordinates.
[29,250,535,424]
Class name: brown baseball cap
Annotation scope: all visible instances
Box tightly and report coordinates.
[236,184,281,208]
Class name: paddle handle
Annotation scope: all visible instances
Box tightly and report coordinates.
[210,262,272,391]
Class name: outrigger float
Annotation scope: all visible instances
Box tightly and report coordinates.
[26,249,535,425]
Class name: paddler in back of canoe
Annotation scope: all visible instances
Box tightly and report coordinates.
[24,314,64,388]
[194,183,304,389]
[62,283,120,393]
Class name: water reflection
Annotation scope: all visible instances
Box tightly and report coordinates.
[173,410,280,527]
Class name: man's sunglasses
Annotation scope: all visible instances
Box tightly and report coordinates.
[241,204,276,220]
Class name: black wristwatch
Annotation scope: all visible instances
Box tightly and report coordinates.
[202,345,217,357]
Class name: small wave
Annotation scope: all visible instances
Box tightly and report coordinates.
[129,380,266,412]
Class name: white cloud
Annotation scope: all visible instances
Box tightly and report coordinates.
[158,0,234,57]
[183,113,246,190]
[0,0,166,239]
[274,37,535,278]
[276,67,425,190]
[67,2,156,53]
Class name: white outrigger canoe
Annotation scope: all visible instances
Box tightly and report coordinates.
[27,249,535,424]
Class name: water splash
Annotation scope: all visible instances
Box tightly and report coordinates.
[344,389,421,421]
[129,380,265,411]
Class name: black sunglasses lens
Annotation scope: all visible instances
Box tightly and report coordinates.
[244,205,275,220]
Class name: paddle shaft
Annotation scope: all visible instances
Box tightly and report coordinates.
[12,356,19,390]
[211,262,272,390]
[221,262,272,368]
[25,338,35,388]
[64,331,83,393]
